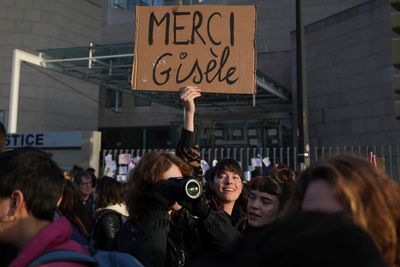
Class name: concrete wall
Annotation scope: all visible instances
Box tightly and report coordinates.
[298,0,399,146]
[0,0,102,132]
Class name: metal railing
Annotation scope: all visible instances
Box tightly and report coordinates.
[100,145,400,182]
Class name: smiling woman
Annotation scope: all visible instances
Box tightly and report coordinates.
[205,159,247,232]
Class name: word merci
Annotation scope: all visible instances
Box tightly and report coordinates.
[148,11,235,46]
[148,10,238,86]
[7,134,44,147]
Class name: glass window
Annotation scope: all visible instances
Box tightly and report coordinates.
[105,89,123,108]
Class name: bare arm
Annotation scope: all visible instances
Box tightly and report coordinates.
[180,86,201,132]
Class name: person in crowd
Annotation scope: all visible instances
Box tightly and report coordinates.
[86,167,98,188]
[57,179,90,245]
[69,165,85,179]
[194,211,387,267]
[0,122,20,267]
[114,86,241,267]
[244,163,296,234]
[206,159,247,231]
[0,147,90,267]
[272,163,296,182]
[246,174,285,232]
[91,176,128,251]
[269,163,296,215]
[72,170,95,235]
[295,154,400,267]
[177,86,247,230]
[177,86,247,231]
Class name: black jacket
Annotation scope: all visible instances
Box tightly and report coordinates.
[193,211,387,267]
[91,209,126,251]
[113,129,242,266]
[113,208,241,267]
[74,195,95,234]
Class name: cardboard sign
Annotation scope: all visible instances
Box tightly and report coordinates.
[132,5,256,94]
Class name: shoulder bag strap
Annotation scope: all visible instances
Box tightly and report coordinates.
[28,249,96,267]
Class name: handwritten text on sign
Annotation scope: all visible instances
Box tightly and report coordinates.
[132,5,256,94]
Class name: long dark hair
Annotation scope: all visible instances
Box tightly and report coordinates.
[58,179,88,238]
[95,176,125,209]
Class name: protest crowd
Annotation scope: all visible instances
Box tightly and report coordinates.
[0,86,399,267]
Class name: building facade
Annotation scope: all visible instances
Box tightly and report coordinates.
[0,0,397,153]
[301,0,400,146]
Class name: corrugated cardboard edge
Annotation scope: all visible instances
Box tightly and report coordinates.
[251,5,257,95]
[236,5,256,95]
[131,6,141,90]
[253,5,257,95]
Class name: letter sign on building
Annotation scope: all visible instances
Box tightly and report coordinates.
[6,132,82,149]
[132,5,256,94]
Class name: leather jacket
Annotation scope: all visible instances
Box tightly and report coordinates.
[91,209,127,251]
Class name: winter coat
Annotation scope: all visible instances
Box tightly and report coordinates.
[209,197,247,233]
[193,211,387,267]
[113,129,241,267]
[91,203,128,250]
[9,216,90,267]
[74,195,95,234]
[55,209,89,246]
[114,208,241,267]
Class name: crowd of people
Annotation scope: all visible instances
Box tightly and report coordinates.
[0,86,399,266]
